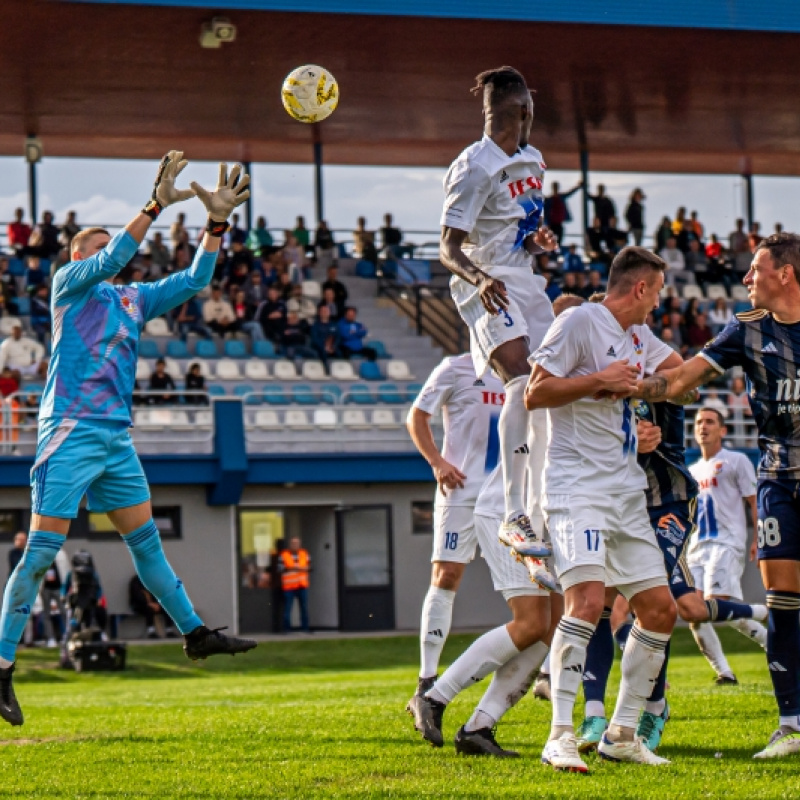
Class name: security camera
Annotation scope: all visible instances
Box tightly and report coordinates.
[24,136,43,164]
[199,17,236,49]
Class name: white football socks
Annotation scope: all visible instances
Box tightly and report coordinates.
[427,624,519,705]
[525,408,548,536]
[539,652,551,677]
[608,626,670,738]
[691,621,734,678]
[499,375,529,523]
[550,617,596,736]
[465,641,549,731]
[728,618,768,649]
[419,586,456,678]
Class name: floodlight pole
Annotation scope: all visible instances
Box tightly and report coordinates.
[743,172,754,231]
[242,161,253,233]
[313,124,323,225]
[28,161,38,225]
[580,148,589,236]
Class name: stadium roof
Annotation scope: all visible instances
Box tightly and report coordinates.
[4,0,800,174]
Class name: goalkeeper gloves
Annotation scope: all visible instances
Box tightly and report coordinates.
[191,163,251,236]
[142,150,195,220]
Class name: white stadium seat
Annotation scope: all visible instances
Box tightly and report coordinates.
[215,358,241,380]
[386,360,413,381]
[195,411,213,430]
[301,280,322,301]
[313,408,337,429]
[285,409,312,429]
[705,284,728,300]
[163,357,184,381]
[372,409,397,428]
[302,361,327,381]
[681,284,703,300]
[255,409,281,430]
[135,360,151,381]
[731,284,749,301]
[245,360,269,381]
[273,360,298,381]
[330,361,357,381]
[342,409,369,429]
[136,408,172,431]
[145,318,170,336]
[169,410,192,429]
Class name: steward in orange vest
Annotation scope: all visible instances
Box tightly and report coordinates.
[280,548,310,591]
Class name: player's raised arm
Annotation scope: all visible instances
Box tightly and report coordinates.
[55,151,195,299]
[137,163,251,321]
[525,360,639,410]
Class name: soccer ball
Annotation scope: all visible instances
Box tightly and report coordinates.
[281,65,339,124]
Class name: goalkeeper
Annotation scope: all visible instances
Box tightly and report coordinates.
[0,152,256,727]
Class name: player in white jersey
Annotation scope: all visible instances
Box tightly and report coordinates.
[687,407,766,683]
[407,459,559,756]
[527,247,682,771]
[406,354,505,698]
[439,66,557,563]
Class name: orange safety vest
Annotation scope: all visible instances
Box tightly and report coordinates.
[280,549,309,591]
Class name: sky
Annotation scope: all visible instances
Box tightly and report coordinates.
[1,155,799,248]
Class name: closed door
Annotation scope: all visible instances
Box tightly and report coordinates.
[336,506,394,630]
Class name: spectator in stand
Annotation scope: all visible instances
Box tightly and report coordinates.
[293,216,311,251]
[685,239,709,288]
[544,180,582,245]
[232,289,264,342]
[0,258,18,312]
[170,211,186,251]
[7,532,26,581]
[659,235,692,289]
[604,216,629,255]
[709,297,733,334]
[0,368,19,399]
[30,285,51,344]
[579,270,604,300]
[256,285,287,343]
[281,310,315,359]
[226,261,251,295]
[29,211,61,260]
[276,271,295,302]
[690,210,704,241]
[585,216,612,268]
[322,265,348,318]
[380,213,407,258]
[748,221,763,252]
[337,307,377,361]
[172,228,196,270]
[686,311,713,350]
[58,211,81,251]
[129,575,177,639]
[676,217,699,253]
[352,217,374,258]
[0,323,46,379]
[314,220,337,271]
[660,326,680,353]
[145,231,171,279]
[25,256,47,293]
[728,218,751,275]
[727,375,751,417]
[243,270,268,308]
[624,188,646,246]
[282,234,307,284]
[228,213,247,247]
[543,271,562,303]
[654,215,673,252]
[310,306,340,367]
[664,310,686,350]
[172,297,213,342]
[317,287,339,321]
[774,222,784,235]
[562,243,584,273]
[148,359,176,405]
[7,209,31,257]
[562,272,578,295]
[704,233,732,292]
[184,362,208,406]
[247,216,274,256]
[587,184,616,231]
[671,206,687,236]
[684,297,701,330]
[202,284,239,338]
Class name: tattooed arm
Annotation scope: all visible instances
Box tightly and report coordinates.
[636,355,721,401]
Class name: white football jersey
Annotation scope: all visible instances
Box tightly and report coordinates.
[532,303,674,497]
[474,462,504,519]
[413,353,505,507]
[441,135,547,271]
[688,448,757,555]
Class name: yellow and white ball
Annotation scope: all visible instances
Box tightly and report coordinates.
[281,65,339,124]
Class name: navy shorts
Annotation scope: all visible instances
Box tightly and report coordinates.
[648,499,697,600]
[757,478,800,561]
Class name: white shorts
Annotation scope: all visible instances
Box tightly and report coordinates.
[688,544,745,599]
[545,491,668,597]
[474,513,548,599]
[450,266,555,377]
[432,505,478,564]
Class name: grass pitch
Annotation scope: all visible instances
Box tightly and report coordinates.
[0,629,794,799]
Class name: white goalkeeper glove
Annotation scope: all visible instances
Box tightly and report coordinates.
[142,150,195,219]
[191,163,251,236]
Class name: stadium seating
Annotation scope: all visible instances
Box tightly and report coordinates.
[301,280,322,301]
[405,383,423,401]
[301,361,327,381]
[138,339,161,359]
[15,296,30,315]
[253,409,280,430]
[264,386,290,405]
[145,318,170,336]
[680,284,703,300]
[163,357,183,380]
[330,361,357,381]
[313,408,337,429]
[195,340,218,358]
[359,361,383,381]
[224,340,248,359]
[286,409,313,430]
[215,359,242,381]
[292,385,318,405]
[244,360,269,381]
[347,384,374,404]
[378,384,405,404]
[135,360,151,381]
[705,284,728,300]
[372,409,398,429]
[730,285,749,302]
[207,384,226,397]
[368,340,391,359]
[343,409,370,429]
[386,360,413,381]
[233,384,258,404]
[253,340,278,359]
[167,340,190,359]
[273,360,298,381]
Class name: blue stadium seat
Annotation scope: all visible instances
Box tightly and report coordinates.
[369,340,391,359]
[321,385,342,405]
[359,361,383,381]
[348,384,375,404]
[39,259,51,273]
[378,383,405,404]
[224,340,248,359]
[405,383,424,401]
[166,340,189,359]
[253,340,278,359]
[263,386,289,405]
[733,301,751,314]
[24,383,44,394]
[138,339,161,359]
[293,385,317,405]
[234,384,260,404]
[195,340,218,358]
[207,384,226,397]
[14,296,30,315]
[7,258,24,277]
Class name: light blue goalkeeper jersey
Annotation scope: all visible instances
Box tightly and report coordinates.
[39,229,216,426]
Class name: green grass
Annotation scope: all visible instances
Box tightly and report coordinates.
[0,629,794,799]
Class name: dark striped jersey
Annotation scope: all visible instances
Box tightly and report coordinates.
[701,309,800,479]
[634,399,698,506]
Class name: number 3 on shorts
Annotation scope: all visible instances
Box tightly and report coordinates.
[757,517,781,548]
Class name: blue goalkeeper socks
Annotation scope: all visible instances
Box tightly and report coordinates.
[122,520,202,635]
[0,530,66,662]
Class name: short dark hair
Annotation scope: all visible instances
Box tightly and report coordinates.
[696,406,727,427]
[471,66,531,106]
[755,232,800,284]
[607,246,667,293]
